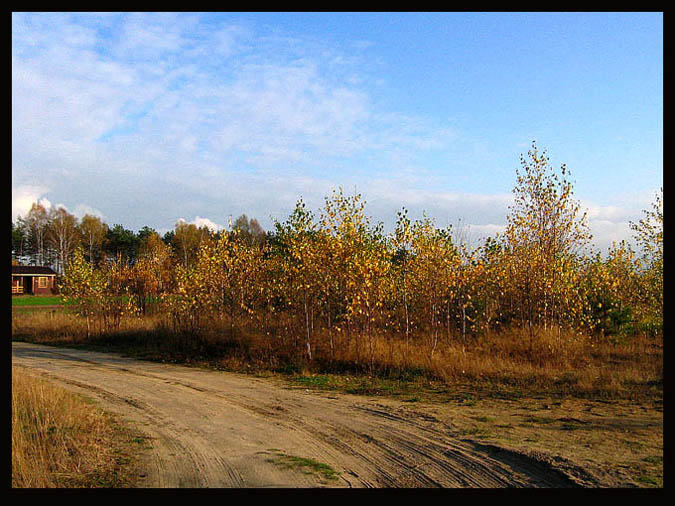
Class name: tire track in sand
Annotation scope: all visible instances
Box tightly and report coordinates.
[12,342,581,488]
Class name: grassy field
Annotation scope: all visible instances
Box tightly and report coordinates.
[11,308,663,401]
[11,295,162,307]
[12,295,66,306]
[11,366,146,488]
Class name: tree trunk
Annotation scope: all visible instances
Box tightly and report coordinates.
[304,295,312,361]
[328,304,334,361]
[403,273,410,359]
[462,304,467,342]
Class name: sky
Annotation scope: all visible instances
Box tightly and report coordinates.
[12,12,663,252]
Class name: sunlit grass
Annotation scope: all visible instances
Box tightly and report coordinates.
[12,309,662,400]
[11,366,138,488]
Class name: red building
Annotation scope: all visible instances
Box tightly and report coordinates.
[11,265,57,295]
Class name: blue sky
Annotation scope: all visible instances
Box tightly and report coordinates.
[12,12,663,251]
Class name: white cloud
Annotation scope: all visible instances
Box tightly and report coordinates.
[585,204,630,222]
[190,217,224,232]
[579,190,659,252]
[11,185,50,220]
[174,217,224,232]
[361,183,513,228]
[72,204,105,219]
[12,184,106,223]
[587,220,634,252]
[463,223,507,238]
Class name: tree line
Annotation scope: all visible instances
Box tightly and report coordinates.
[54,143,663,367]
[12,207,265,274]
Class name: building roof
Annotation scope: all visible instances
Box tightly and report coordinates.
[12,265,58,276]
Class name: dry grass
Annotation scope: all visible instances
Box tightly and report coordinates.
[12,309,159,344]
[12,309,662,400]
[303,324,661,399]
[11,366,138,488]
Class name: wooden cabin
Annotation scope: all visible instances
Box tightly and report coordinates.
[11,265,57,295]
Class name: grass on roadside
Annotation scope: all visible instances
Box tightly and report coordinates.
[12,366,142,488]
[266,449,340,482]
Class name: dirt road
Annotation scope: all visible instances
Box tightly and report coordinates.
[12,341,582,488]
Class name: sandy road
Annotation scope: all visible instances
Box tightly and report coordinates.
[12,341,580,488]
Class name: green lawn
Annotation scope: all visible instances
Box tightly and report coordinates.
[12,295,161,307]
[12,295,66,306]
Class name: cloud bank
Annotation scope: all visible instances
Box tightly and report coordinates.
[12,13,656,253]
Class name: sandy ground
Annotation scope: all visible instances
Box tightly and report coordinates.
[11,341,660,488]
